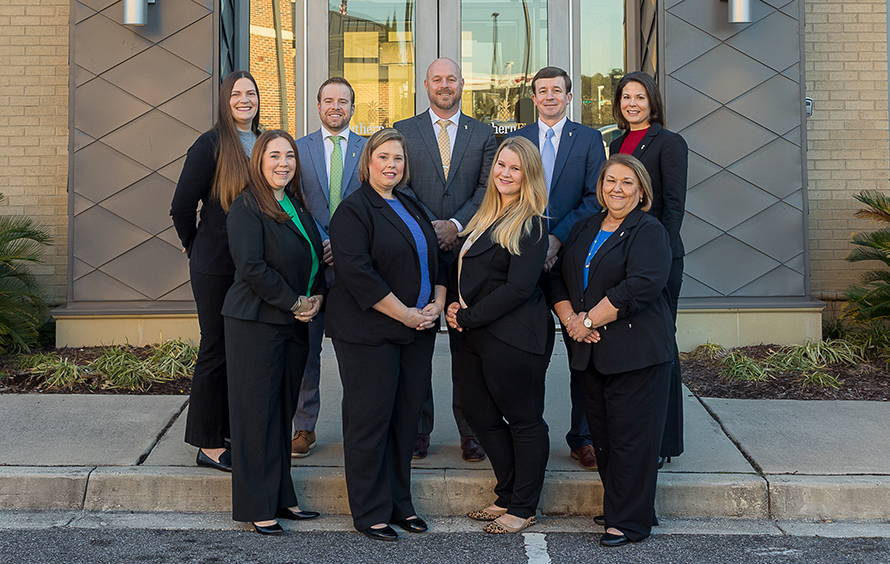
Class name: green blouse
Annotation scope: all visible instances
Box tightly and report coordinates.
[278,195,319,296]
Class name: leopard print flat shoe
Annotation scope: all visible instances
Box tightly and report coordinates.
[467,506,508,521]
[482,515,536,534]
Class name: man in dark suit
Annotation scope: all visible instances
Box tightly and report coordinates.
[291,77,366,458]
[506,66,605,471]
[394,58,497,462]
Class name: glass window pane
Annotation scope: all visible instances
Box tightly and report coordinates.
[249,1,297,134]
[329,0,416,136]
[460,0,548,135]
[579,0,625,149]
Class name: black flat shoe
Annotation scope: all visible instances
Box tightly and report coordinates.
[361,525,398,541]
[600,532,629,547]
[276,508,320,520]
[196,449,232,472]
[658,456,671,469]
[593,515,605,526]
[253,521,284,535]
[392,516,428,533]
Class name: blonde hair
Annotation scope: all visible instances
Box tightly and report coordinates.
[596,153,653,212]
[462,137,547,255]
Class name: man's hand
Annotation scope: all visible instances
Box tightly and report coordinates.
[322,239,333,266]
[543,234,563,272]
[432,219,459,251]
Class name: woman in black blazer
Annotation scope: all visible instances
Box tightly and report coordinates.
[326,128,447,542]
[223,130,324,535]
[610,71,688,463]
[445,137,552,534]
[550,154,673,546]
[170,71,260,472]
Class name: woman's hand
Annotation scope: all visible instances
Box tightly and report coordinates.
[445,302,463,332]
[566,311,596,343]
[294,295,323,322]
[402,307,435,330]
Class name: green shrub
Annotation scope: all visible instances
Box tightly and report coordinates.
[844,191,890,322]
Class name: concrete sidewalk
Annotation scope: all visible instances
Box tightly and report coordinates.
[2,334,889,522]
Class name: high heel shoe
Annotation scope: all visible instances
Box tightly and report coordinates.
[276,508,320,520]
[253,521,283,535]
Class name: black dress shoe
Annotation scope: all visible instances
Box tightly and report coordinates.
[391,516,428,533]
[593,515,605,526]
[412,434,430,459]
[361,525,398,541]
[600,532,630,547]
[658,456,671,469]
[196,449,232,472]
[276,508,320,520]
[253,521,284,535]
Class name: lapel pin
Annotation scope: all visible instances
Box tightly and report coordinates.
[464,125,468,129]
[620,231,625,236]
[640,144,646,151]
[569,131,572,137]
[352,152,355,157]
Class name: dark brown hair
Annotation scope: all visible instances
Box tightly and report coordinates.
[531,66,572,94]
[612,71,664,130]
[213,71,261,212]
[358,128,410,191]
[317,76,355,105]
[596,153,654,212]
[245,130,304,223]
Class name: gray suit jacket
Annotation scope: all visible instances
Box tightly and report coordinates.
[393,112,497,229]
[295,129,366,285]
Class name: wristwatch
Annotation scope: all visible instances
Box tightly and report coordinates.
[583,313,593,329]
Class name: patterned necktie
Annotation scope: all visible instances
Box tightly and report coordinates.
[328,135,343,219]
[542,127,556,193]
[437,119,451,179]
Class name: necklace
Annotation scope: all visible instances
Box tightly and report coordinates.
[585,229,613,269]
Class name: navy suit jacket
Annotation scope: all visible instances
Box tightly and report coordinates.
[507,120,605,243]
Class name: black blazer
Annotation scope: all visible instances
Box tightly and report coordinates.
[221,190,326,325]
[450,216,550,354]
[610,123,688,259]
[549,207,674,374]
[326,183,447,346]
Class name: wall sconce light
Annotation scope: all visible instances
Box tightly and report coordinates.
[722,0,752,24]
[123,0,156,26]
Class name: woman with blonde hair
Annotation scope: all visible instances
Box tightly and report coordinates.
[446,136,554,534]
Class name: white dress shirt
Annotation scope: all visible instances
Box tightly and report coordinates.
[537,116,568,157]
[321,125,350,189]
[427,107,464,231]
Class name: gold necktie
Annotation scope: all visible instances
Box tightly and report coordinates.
[436,119,451,179]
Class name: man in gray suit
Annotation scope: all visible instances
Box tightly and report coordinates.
[394,58,497,462]
[291,77,366,457]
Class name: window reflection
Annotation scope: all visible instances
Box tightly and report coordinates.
[460,0,548,135]
[329,0,415,136]
[579,0,625,151]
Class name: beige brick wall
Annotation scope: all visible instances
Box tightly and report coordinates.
[0,0,69,305]
[805,0,890,318]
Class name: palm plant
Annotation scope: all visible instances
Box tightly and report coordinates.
[0,193,51,353]
[844,190,890,322]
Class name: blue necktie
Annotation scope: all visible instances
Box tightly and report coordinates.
[542,128,556,193]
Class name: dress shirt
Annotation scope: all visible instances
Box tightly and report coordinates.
[427,107,464,232]
[537,116,568,157]
[322,125,351,188]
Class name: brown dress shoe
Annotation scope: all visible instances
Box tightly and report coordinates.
[412,434,430,459]
[570,445,598,470]
[291,430,317,458]
[461,436,486,462]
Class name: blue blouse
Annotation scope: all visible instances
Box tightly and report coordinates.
[583,230,614,291]
[385,198,432,309]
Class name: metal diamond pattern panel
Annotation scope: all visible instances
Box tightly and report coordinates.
[70,1,214,303]
[667,0,807,298]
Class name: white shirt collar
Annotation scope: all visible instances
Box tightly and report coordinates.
[429,107,461,127]
[321,125,350,142]
[538,115,568,139]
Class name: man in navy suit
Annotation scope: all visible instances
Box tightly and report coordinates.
[507,66,605,471]
[291,77,366,457]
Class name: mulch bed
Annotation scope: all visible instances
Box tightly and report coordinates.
[3,343,890,400]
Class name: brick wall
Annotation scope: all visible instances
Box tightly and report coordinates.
[805,0,890,318]
[0,0,69,305]
[250,1,297,135]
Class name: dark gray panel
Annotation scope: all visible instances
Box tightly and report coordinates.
[727,75,800,136]
[73,129,96,152]
[684,234,781,295]
[779,0,799,18]
[75,2,96,24]
[158,156,187,184]
[74,12,152,75]
[687,152,722,189]
[666,0,684,8]
[782,188,803,212]
[781,62,800,83]
[782,126,801,147]
[101,110,202,171]
[785,251,805,275]
[731,265,805,297]
[685,171,778,231]
[73,142,152,203]
[74,65,96,88]
[73,193,95,216]
[101,0,210,44]
[79,0,115,11]
[679,276,722,298]
[73,258,94,281]
[102,46,207,107]
[672,45,775,104]
[158,281,195,301]
[727,138,802,199]
[74,206,151,267]
[728,202,804,263]
[101,239,190,300]
[665,76,721,132]
[680,108,776,167]
[665,14,720,74]
[74,78,152,139]
[158,79,214,133]
[156,226,183,248]
[668,0,774,41]
[159,15,214,73]
[74,270,148,301]
[101,174,177,235]
[680,213,723,254]
[726,12,800,73]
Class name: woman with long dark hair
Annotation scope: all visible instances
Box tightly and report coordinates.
[171,70,260,472]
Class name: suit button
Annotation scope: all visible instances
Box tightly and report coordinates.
[443,193,450,198]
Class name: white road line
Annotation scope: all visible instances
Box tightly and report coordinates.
[523,532,551,564]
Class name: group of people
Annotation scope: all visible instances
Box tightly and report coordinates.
[170,58,688,547]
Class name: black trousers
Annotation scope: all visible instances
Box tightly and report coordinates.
[334,331,435,530]
[577,360,671,542]
[225,317,309,523]
[185,270,233,449]
[417,326,474,438]
[458,325,554,519]
[661,256,684,458]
